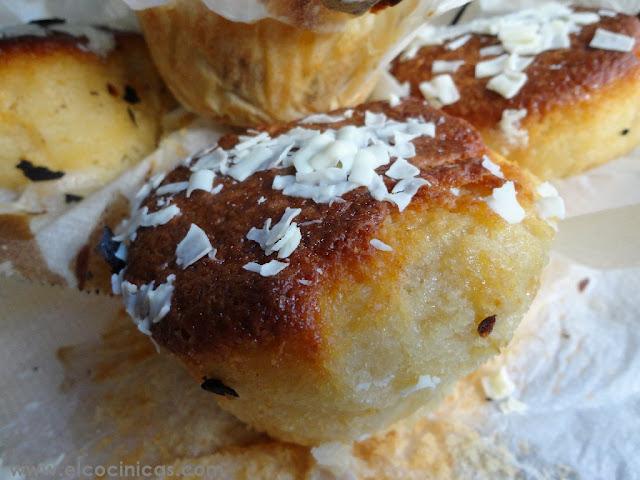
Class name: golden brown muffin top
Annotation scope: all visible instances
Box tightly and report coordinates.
[391,9,640,128]
[116,99,531,360]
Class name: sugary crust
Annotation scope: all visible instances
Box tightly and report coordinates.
[123,99,537,361]
[390,11,640,129]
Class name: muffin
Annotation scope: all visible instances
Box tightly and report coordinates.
[0,20,175,204]
[390,4,640,179]
[110,98,558,445]
[132,0,464,126]
[0,21,176,285]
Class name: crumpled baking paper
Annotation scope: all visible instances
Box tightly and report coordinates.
[122,0,470,28]
[1,1,640,478]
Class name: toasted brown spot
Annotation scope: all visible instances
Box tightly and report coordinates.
[477,315,496,337]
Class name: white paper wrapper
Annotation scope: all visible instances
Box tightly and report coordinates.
[0,0,139,30]
[2,236,640,478]
[122,0,471,28]
[1,2,640,479]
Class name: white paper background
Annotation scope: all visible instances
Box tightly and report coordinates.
[1,1,640,479]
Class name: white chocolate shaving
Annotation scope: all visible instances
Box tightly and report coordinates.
[176,224,214,269]
[389,177,431,212]
[487,70,528,99]
[386,159,420,180]
[370,239,393,251]
[446,34,471,50]
[419,74,461,106]
[590,28,636,52]
[246,207,302,259]
[117,274,176,336]
[140,205,181,228]
[475,54,509,78]
[187,170,215,197]
[156,182,188,196]
[432,59,464,73]
[243,260,289,277]
[300,111,353,124]
[485,181,525,224]
[479,44,505,57]
[481,156,505,179]
[598,9,617,18]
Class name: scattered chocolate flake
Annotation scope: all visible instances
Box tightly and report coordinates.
[127,107,137,126]
[123,85,140,104]
[29,18,65,27]
[65,193,83,204]
[621,128,630,136]
[477,315,496,337]
[201,378,239,397]
[107,83,118,97]
[90,91,99,96]
[16,159,65,181]
[97,226,125,274]
[578,278,590,292]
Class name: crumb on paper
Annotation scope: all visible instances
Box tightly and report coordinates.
[481,366,527,414]
[311,442,359,477]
